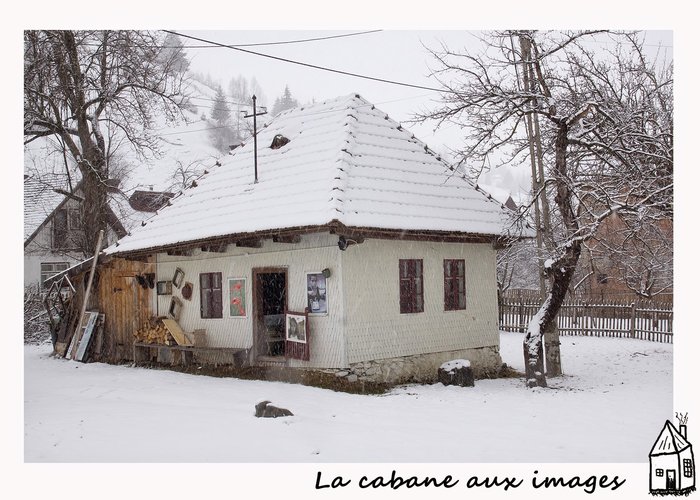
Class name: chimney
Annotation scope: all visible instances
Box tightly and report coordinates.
[680,424,687,439]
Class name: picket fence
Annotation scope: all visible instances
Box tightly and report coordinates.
[499,291,673,343]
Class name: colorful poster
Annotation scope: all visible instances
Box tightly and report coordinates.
[228,278,246,317]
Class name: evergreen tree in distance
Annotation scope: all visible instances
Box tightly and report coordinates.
[208,85,238,153]
[271,85,299,115]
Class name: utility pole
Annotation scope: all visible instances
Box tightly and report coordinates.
[518,33,562,377]
[243,95,267,184]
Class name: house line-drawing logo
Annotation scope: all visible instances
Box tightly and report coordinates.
[649,413,696,496]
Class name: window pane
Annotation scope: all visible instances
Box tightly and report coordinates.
[399,259,422,313]
[201,290,210,317]
[200,273,210,289]
[444,260,465,311]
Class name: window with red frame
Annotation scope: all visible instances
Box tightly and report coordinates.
[399,259,424,313]
[444,259,466,311]
[200,272,223,318]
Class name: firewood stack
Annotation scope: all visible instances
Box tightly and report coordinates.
[133,317,174,345]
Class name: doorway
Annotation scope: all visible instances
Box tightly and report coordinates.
[666,470,676,490]
[252,268,287,358]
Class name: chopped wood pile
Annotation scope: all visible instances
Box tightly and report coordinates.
[133,317,175,345]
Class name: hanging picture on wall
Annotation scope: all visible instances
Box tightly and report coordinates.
[228,278,247,317]
[285,311,308,344]
[172,267,185,288]
[168,296,183,321]
[156,281,172,295]
[306,272,328,315]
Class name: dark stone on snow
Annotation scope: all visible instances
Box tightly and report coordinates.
[438,361,475,387]
[255,400,294,418]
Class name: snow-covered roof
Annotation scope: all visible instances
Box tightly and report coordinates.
[24,174,72,242]
[108,94,515,255]
[649,421,691,456]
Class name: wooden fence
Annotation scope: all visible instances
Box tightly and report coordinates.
[499,291,673,343]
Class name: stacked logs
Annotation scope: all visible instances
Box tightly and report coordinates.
[133,317,174,345]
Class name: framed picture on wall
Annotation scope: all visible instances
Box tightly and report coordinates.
[306,272,328,315]
[156,281,172,295]
[228,278,247,317]
[172,268,185,288]
[285,311,308,344]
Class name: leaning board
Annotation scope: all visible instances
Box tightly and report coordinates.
[161,318,194,346]
[75,312,99,362]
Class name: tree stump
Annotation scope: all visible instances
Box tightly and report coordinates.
[438,359,474,387]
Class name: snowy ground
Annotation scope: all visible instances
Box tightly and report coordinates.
[24,332,672,463]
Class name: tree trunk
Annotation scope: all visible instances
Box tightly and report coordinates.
[544,318,562,376]
[523,122,580,387]
[523,251,578,387]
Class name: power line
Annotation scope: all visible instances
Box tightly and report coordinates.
[179,30,384,48]
[80,30,383,49]
[164,30,445,93]
[155,93,435,138]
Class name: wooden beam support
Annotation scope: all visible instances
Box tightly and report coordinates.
[201,242,228,253]
[166,248,193,257]
[272,234,302,244]
[236,239,263,248]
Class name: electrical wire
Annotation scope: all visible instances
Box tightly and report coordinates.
[154,92,435,137]
[164,30,445,93]
[178,30,384,48]
[80,30,383,49]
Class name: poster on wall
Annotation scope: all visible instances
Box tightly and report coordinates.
[285,310,310,361]
[306,272,328,315]
[228,278,247,317]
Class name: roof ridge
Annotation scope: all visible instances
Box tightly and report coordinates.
[328,100,360,216]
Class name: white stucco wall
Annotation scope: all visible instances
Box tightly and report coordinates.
[151,233,501,378]
[24,221,82,288]
[154,233,345,369]
[340,239,500,365]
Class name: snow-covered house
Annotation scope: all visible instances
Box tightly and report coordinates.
[649,420,695,495]
[101,93,520,383]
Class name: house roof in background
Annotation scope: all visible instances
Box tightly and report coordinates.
[109,93,516,255]
[23,174,72,242]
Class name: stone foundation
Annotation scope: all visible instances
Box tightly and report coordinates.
[332,346,502,384]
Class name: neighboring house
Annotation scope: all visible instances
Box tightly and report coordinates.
[93,93,522,384]
[649,420,695,495]
[579,212,673,302]
[23,176,167,290]
[23,175,129,288]
[24,78,223,291]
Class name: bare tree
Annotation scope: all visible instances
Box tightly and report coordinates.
[24,30,189,256]
[420,30,672,387]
